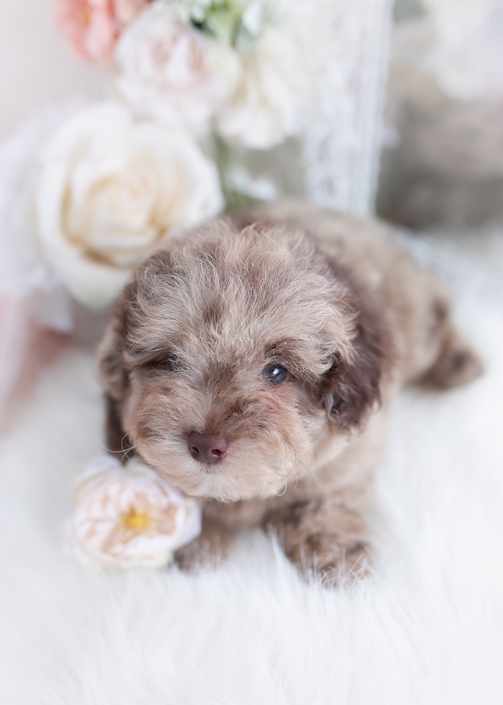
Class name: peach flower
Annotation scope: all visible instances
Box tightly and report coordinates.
[55,0,148,62]
[65,456,202,569]
[115,3,241,132]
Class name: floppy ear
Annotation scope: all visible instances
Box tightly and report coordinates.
[97,250,175,458]
[97,313,128,402]
[320,305,388,430]
[96,295,132,458]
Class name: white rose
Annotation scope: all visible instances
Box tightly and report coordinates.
[115,3,242,133]
[65,456,202,569]
[216,23,309,150]
[35,102,223,307]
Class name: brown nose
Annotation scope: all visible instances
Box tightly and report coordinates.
[188,431,230,464]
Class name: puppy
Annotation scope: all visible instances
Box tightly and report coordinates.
[98,201,483,580]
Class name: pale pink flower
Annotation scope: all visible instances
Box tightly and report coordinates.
[115,4,241,132]
[55,0,147,62]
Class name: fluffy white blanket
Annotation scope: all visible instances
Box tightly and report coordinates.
[1,251,502,705]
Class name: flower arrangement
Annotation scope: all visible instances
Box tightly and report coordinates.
[0,0,396,339]
[0,0,311,330]
[56,0,308,147]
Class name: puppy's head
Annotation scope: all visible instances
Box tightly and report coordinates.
[98,219,386,502]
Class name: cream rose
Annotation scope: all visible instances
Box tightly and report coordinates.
[65,456,202,569]
[115,3,242,133]
[35,102,223,307]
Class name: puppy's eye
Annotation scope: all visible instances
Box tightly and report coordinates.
[262,364,289,384]
[148,353,184,371]
[165,354,184,372]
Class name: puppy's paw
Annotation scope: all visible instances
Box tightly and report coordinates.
[264,500,370,586]
[423,328,484,390]
[174,517,231,573]
[287,532,370,586]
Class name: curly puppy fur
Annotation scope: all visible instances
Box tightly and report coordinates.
[98,202,483,581]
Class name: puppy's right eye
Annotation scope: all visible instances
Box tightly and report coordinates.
[146,353,184,372]
[163,354,184,372]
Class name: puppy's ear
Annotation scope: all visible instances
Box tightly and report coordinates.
[96,296,129,401]
[97,294,133,459]
[103,392,132,458]
[320,307,388,430]
[97,326,127,401]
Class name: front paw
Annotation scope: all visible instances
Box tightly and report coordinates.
[174,517,231,573]
[264,500,370,585]
[286,532,369,585]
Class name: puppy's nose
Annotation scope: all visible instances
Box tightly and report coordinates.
[188,431,229,464]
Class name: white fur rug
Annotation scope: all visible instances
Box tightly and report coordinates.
[1,254,503,704]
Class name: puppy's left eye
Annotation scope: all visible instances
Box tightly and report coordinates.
[147,353,184,371]
[262,364,289,384]
[165,354,184,372]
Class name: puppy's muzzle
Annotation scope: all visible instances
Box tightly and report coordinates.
[188,431,230,465]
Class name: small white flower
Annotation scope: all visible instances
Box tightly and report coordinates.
[115,3,241,133]
[216,22,309,149]
[65,456,202,569]
[35,101,223,307]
